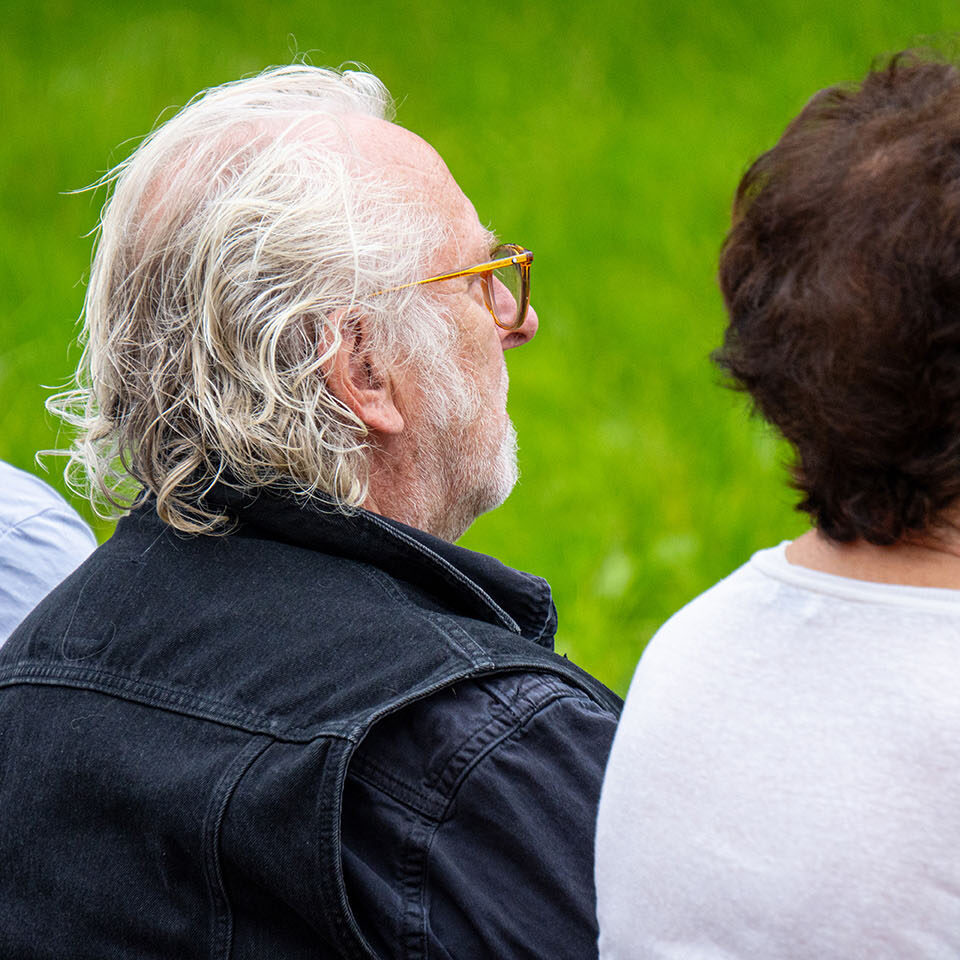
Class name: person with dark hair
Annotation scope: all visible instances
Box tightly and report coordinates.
[596,51,960,958]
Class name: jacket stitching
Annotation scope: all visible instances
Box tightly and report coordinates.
[353,564,493,666]
[347,681,591,821]
[0,667,354,740]
[433,690,581,817]
[202,736,273,960]
[400,692,590,957]
[348,760,441,819]
[363,512,520,635]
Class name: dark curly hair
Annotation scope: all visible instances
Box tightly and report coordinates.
[716,50,960,545]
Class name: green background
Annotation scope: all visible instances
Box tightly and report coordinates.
[3,2,956,693]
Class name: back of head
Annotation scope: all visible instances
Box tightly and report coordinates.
[51,65,457,533]
[717,50,960,544]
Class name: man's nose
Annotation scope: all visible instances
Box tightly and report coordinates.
[499,302,538,350]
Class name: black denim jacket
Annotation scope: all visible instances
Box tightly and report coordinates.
[0,489,621,958]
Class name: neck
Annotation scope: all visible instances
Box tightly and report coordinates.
[360,436,463,543]
[786,518,960,589]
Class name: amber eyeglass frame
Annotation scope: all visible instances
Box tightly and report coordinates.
[373,243,533,330]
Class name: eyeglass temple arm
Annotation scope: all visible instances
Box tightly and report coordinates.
[372,250,532,297]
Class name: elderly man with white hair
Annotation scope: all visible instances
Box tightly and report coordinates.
[0,67,621,959]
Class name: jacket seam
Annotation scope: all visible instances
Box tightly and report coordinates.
[407,692,589,957]
[352,564,494,667]
[202,735,274,960]
[432,689,582,818]
[348,761,442,820]
[320,738,380,960]
[0,670,358,742]
[363,512,521,635]
[349,684,592,822]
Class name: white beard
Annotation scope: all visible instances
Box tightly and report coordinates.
[408,358,519,542]
[439,415,518,541]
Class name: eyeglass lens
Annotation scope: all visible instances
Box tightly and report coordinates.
[486,245,526,329]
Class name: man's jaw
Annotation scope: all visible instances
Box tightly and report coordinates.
[365,405,518,543]
[362,342,517,542]
[429,415,519,543]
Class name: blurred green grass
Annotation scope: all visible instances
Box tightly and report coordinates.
[2,1,955,692]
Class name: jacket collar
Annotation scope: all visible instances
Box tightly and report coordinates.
[187,485,558,647]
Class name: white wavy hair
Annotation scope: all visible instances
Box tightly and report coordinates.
[48,65,472,533]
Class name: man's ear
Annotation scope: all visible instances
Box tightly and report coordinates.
[324,313,405,436]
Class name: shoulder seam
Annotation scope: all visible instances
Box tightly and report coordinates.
[0,506,94,545]
[433,688,581,820]
[348,682,592,821]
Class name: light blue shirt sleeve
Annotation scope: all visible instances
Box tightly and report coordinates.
[0,461,97,643]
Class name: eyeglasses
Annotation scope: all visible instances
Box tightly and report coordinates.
[373,243,533,330]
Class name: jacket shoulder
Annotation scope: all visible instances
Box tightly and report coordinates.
[347,670,618,818]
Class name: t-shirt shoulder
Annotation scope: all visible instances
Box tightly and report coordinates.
[0,461,93,539]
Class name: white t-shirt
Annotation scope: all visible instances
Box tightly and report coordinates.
[0,461,97,644]
[596,543,960,959]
